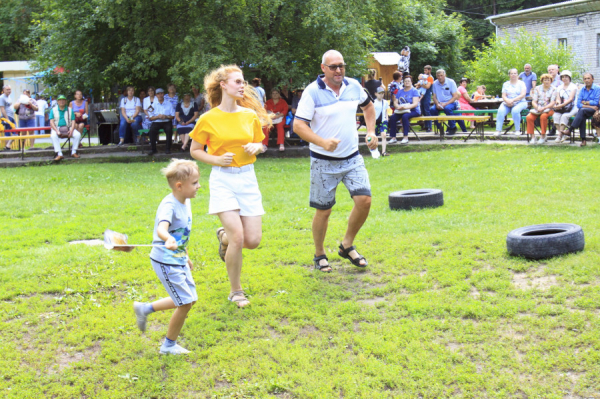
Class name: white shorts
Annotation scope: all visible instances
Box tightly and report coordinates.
[209,164,265,216]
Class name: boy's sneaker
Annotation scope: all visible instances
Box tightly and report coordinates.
[400,137,409,144]
[133,302,148,332]
[160,343,190,355]
[387,138,397,144]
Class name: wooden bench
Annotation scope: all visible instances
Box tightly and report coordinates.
[2,125,90,159]
[410,115,491,141]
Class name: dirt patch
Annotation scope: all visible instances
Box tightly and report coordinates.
[214,380,233,390]
[470,286,480,299]
[446,342,462,352]
[357,297,386,306]
[267,325,282,339]
[69,239,104,246]
[49,341,102,374]
[512,273,558,290]
[299,325,319,337]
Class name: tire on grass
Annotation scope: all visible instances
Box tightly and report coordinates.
[389,189,443,211]
[506,223,584,260]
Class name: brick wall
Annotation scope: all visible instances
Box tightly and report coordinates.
[498,11,600,81]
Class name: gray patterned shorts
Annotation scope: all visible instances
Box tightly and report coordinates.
[309,154,371,210]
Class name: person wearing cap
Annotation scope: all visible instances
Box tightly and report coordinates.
[565,73,600,146]
[519,64,537,97]
[49,94,81,161]
[552,70,578,143]
[146,88,175,155]
[457,78,476,126]
[526,74,557,145]
[373,86,389,155]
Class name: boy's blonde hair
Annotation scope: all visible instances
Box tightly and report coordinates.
[161,159,199,187]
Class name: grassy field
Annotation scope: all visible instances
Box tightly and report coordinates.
[1,145,599,398]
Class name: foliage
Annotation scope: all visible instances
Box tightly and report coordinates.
[464,29,584,95]
[29,0,471,98]
[375,0,470,79]
[446,0,563,50]
[1,146,600,397]
[0,0,42,61]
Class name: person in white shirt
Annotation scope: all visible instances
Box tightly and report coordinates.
[143,86,158,130]
[373,87,389,155]
[146,88,175,155]
[34,95,48,135]
[118,86,142,146]
[294,50,377,272]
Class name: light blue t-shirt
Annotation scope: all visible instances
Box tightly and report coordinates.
[396,87,421,114]
[150,194,191,266]
[432,78,458,104]
[519,72,537,94]
[501,81,527,103]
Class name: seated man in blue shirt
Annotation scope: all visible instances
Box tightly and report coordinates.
[566,73,600,147]
[429,69,467,135]
[147,88,175,155]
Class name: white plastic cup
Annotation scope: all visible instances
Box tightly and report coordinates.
[367,137,380,159]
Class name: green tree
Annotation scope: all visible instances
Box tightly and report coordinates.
[374,0,470,79]
[464,29,584,95]
[0,0,42,61]
[30,0,471,98]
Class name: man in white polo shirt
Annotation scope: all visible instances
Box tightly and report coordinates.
[294,49,377,273]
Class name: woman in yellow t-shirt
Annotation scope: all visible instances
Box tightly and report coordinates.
[190,65,271,308]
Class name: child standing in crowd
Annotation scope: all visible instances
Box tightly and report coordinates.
[190,65,270,308]
[133,159,200,355]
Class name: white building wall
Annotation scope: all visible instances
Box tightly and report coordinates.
[497,11,600,80]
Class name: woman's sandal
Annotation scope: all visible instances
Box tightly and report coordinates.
[216,227,228,262]
[338,243,368,268]
[313,254,332,273]
[228,290,250,308]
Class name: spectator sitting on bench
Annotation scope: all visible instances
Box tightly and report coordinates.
[71,90,88,141]
[565,73,600,147]
[494,68,527,137]
[263,88,289,152]
[526,74,557,145]
[430,69,466,136]
[553,70,578,143]
[146,88,175,156]
[1,85,17,151]
[392,75,421,145]
[175,93,199,152]
[118,86,143,146]
[49,94,81,161]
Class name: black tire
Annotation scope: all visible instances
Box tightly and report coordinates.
[507,223,584,260]
[389,189,443,210]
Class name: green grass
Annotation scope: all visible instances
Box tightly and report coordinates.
[1,145,600,398]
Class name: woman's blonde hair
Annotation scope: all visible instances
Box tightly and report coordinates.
[539,73,553,83]
[161,159,199,187]
[368,69,377,79]
[204,65,271,128]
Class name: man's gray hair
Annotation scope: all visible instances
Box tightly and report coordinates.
[524,63,531,68]
[2,85,10,91]
[322,50,343,65]
[436,69,446,75]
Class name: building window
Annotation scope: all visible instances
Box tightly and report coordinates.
[558,38,568,47]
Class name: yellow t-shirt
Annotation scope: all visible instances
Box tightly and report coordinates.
[189,107,265,167]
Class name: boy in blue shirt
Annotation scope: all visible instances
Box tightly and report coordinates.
[133,159,200,354]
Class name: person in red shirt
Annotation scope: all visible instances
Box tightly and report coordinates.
[263,89,289,151]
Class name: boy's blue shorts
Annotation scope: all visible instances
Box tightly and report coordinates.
[151,259,198,306]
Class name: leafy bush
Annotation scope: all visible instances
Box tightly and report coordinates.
[463,29,584,96]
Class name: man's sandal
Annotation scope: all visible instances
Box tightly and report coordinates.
[216,227,228,262]
[313,254,332,273]
[338,243,368,268]
[228,290,250,308]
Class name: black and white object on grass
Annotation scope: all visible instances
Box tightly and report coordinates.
[388,189,443,210]
[506,223,584,260]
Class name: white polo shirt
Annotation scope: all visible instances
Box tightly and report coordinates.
[295,75,370,158]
